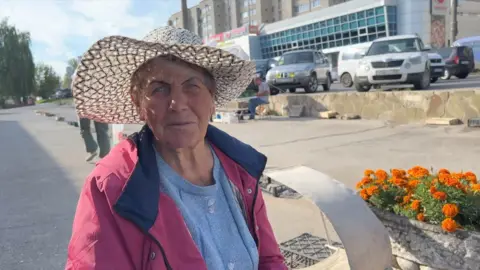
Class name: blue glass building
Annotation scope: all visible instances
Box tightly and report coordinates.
[259,5,398,60]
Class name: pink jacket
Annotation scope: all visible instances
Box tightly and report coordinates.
[66,125,287,269]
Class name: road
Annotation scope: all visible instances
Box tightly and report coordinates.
[282,73,480,94]
[2,104,480,269]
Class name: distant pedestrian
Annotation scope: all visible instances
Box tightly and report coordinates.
[248,77,270,119]
[79,117,110,161]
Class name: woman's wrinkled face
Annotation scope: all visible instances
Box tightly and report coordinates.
[132,57,215,149]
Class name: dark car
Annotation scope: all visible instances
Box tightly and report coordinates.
[54,88,73,99]
[434,46,475,80]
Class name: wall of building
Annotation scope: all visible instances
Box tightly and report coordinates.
[396,0,431,45]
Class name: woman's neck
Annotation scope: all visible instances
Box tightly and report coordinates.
[155,140,214,186]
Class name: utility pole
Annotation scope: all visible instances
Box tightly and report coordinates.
[450,0,458,44]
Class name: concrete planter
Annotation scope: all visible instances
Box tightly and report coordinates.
[371,208,480,270]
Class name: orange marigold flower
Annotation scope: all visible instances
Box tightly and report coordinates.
[465,171,477,184]
[441,218,458,233]
[391,169,406,179]
[438,168,450,175]
[411,200,421,211]
[471,184,480,192]
[382,185,389,191]
[403,194,412,204]
[391,177,408,187]
[432,191,447,200]
[359,189,369,200]
[408,180,420,189]
[442,204,459,218]
[430,186,437,194]
[417,213,425,222]
[356,177,371,190]
[364,169,374,177]
[408,166,429,178]
[366,185,379,196]
[451,172,464,181]
[375,169,388,182]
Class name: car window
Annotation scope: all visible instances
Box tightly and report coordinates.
[435,47,453,59]
[456,46,473,59]
[278,52,314,65]
[367,38,420,56]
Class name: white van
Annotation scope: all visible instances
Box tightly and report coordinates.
[338,46,370,87]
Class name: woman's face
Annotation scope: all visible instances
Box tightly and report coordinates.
[133,57,215,149]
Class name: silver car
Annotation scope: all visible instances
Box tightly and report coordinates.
[266,50,332,93]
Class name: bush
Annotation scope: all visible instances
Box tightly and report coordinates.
[357,167,480,232]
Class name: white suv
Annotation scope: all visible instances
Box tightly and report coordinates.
[354,35,431,92]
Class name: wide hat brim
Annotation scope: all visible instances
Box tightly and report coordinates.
[72,35,256,124]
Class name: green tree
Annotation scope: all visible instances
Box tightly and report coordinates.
[35,63,60,98]
[0,18,36,101]
[61,57,78,88]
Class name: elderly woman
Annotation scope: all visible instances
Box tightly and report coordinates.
[66,27,286,270]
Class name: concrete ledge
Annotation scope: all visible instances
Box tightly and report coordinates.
[425,117,462,125]
[317,110,338,119]
[256,89,480,124]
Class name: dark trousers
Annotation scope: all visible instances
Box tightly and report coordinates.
[79,118,111,158]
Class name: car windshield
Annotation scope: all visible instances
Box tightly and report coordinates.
[435,48,454,59]
[366,38,420,56]
[278,52,313,65]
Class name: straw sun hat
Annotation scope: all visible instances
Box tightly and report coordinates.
[72,26,256,124]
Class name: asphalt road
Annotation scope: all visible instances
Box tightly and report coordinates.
[280,73,480,94]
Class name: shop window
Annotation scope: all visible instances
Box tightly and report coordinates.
[307,24,313,30]
[388,14,396,23]
[342,32,350,38]
[357,11,365,19]
[321,28,327,35]
[368,34,377,41]
[351,37,359,44]
[315,30,321,36]
[359,28,367,35]
[335,33,342,40]
[375,6,385,15]
[367,26,376,33]
[341,15,348,23]
[334,17,340,25]
[378,32,387,38]
[377,24,386,32]
[328,26,334,34]
[366,9,375,17]
[344,39,351,45]
[350,30,358,37]
[335,25,340,32]
[327,19,334,26]
[349,13,357,21]
[350,21,358,29]
[358,19,366,27]
[342,23,349,31]
[360,36,367,42]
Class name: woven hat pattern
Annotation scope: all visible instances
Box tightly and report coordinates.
[72,26,256,124]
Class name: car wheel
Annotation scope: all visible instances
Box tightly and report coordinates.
[340,73,353,88]
[456,72,469,79]
[270,87,280,96]
[413,65,431,90]
[354,77,371,92]
[441,69,451,80]
[431,77,438,83]
[304,74,318,93]
[288,88,296,93]
[322,74,331,91]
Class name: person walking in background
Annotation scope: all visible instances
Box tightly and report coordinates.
[79,118,110,161]
[248,77,270,120]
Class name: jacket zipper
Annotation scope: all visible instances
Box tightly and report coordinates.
[251,181,260,246]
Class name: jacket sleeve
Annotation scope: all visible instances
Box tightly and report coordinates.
[255,190,288,270]
[65,174,135,270]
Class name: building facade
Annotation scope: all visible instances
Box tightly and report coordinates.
[167,0,353,39]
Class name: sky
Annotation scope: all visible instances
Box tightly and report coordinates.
[0,0,201,76]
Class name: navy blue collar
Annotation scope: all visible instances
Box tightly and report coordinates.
[113,124,267,232]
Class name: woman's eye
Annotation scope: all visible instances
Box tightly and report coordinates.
[185,84,201,92]
[152,85,169,94]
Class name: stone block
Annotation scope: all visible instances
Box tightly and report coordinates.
[338,113,360,120]
[425,117,462,125]
[396,257,420,270]
[287,105,304,118]
[318,110,338,119]
[55,116,65,122]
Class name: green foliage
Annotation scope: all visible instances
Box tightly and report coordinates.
[35,63,60,98]
[61,58,78,88]
[0,18,36,99]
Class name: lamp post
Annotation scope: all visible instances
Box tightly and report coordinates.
[450,0,458,44]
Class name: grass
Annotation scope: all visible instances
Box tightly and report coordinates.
[37,98,73,105]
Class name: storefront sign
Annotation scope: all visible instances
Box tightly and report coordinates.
[432,0,448,15]
[204,24,258,44]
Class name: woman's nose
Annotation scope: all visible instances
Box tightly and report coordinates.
[168,87,188,111]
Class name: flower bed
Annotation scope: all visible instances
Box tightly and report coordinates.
[357,167,480,269]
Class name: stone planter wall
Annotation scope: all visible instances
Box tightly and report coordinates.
[371,208,480,270]
[264,90,480,123]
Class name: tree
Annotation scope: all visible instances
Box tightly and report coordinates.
[0,18,36,100]
[35,63,60,98]
[61,57,78,88]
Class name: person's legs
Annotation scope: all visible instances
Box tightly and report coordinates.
[93,121,111,158]
[248,97,268,119]
[79,117,98,161]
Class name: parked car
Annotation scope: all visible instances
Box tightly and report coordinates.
[266,49,332,94]
[338,46,370,87]
[434,46,475,80]
[428,52,445,83]
[54,88,73,99]
[354,35,431,92]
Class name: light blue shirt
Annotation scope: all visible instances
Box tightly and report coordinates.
[154,144,259,270]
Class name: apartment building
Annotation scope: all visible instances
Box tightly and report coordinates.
[167,0,351,39]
